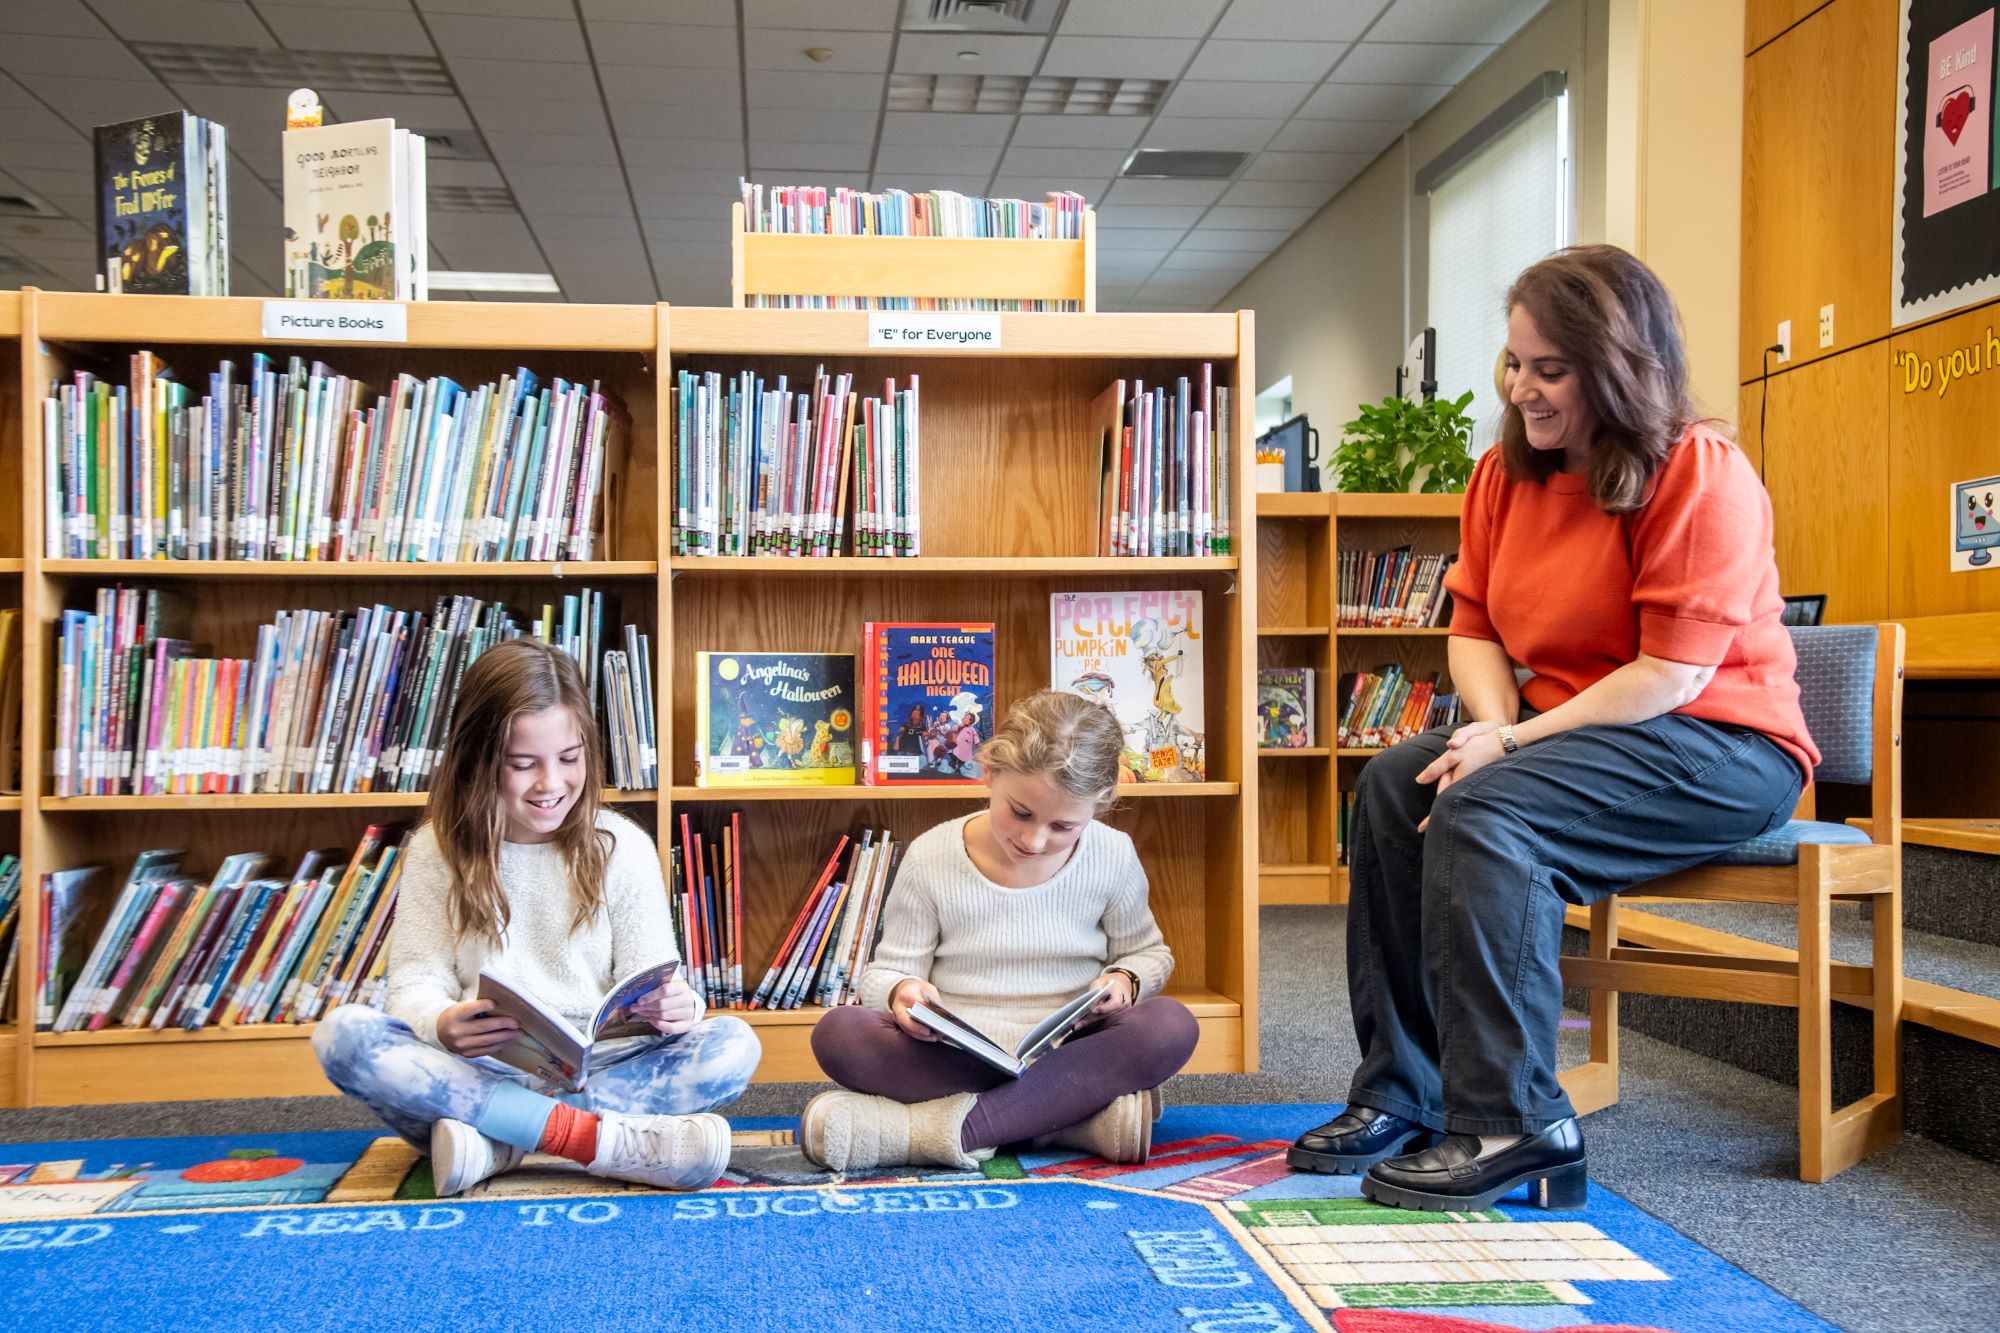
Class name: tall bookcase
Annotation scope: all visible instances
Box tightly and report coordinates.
[2,292,1258,1106]
[0,291,23,1108]
[1255,491,1463,907]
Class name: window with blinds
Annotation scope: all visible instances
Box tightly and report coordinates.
[1426,92,1570,451]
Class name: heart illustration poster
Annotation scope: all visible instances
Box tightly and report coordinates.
[1897,1,2000,324]
[1923,9,1992,214]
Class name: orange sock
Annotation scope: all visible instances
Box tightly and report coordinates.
[538,1103,600,1165]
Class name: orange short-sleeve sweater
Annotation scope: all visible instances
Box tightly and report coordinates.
[1443,425,1818,778]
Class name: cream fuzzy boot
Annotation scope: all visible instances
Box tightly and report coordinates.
[1036,1090,1154,1164]
[799,1091,991,1173]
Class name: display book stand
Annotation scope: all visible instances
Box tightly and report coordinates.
[0,289,1257,1107]
[1254,491,1464,906]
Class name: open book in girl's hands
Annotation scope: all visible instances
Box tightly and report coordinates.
[475,960,680,1094]
[910,985,1109,1078]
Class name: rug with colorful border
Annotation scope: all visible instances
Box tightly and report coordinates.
[0,1103,1831,1333]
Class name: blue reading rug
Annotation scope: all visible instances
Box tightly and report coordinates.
[0,1103,1832,1333]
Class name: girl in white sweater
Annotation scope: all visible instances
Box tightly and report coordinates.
[802,690,1199,1173]
[314,640,760,1196]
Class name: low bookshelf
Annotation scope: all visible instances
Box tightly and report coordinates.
[3,293,1259,1106]
[1255,490,1463,907]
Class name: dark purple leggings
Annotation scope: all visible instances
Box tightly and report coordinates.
[810,996,1201,1151]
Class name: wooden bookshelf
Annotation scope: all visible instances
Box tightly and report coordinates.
[1254,490,1464,907]
[0,291,20,1105]
[1,291,1259,1106]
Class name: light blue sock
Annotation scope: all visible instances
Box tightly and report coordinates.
[473,1079,562,1151]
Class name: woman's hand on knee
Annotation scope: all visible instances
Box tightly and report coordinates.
[888,978,942,1041]
[435,999,519,1058]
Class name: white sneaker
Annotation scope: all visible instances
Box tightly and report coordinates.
[587,1110,731,1191]
[430,1118,526,1197]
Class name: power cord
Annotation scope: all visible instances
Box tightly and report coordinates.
[1759,342,1784,466]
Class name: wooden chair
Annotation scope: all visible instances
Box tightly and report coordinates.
[1558,623,1904,1181]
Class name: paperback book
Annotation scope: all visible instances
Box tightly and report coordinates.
[1092,372,1232,557]
[282,118,427,300]
[1257,666,1315,749]
[1050,589,1205,783]
[910,985,1109,1078]
[747,827,901,1011]
[671,811,744,1010]
[862,622,995,785]
[94,111,230,296]
[1338,547,1455,627]
[695,652,856,786]
[475,959,680,1094]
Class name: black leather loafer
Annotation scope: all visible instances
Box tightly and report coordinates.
[1286,1106,1440,1175]
[1360,1117,1587,1212]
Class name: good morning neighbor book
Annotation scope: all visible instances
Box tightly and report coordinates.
[1049,589,1205,783]
[475,959,679,1095]
[695,651,857,786]
[861,622,995,785]
[910,984,1109,1078]
[281,118,427,300]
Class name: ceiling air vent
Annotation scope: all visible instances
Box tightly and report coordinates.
[1121,149,1248,179]
[429,185,517,214]
[903,0,1054,33]
[131,42,453,96]
[890,74,1165,115]
[0,194,55,217]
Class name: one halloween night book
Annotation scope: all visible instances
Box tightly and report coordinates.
[474,960,680,1094]
[861,622,995,785]
[910,985,1110,1078]
[695,651,857,786]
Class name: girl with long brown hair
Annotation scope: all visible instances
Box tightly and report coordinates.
[314,639,760,1195]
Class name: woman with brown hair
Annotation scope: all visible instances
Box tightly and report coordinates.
[1287,245,1816,1210]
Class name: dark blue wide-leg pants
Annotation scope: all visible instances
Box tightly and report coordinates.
[1345,715,1802,1135]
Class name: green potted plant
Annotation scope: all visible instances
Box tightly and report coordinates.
[1333,390,1477,493]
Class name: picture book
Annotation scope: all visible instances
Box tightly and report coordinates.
[475,959,680,1095]
[910,985,1109,1077]
[695,651,856,786]
[94,111,229,296]
[862,622,995,784]
[1049,589,1205,783]
[282,119,426,300]
[1257,666,1315,749]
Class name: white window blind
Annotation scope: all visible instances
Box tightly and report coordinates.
[1426,94,1569,450]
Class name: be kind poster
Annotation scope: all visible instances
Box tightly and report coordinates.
[1896,1,2000,323]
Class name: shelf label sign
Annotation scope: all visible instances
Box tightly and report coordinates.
[868,314,1001,349]
[261,300,408,343]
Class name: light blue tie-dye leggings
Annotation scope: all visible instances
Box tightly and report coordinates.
[313,1004,761,1150]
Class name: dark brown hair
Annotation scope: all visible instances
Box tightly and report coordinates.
[1498,244,1696,513]
[425,638,610,946]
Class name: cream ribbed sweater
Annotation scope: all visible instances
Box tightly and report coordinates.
[858,814,1175,1051]
[385,810,696,1050]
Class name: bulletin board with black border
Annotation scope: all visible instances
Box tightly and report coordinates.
[1895,0,2000,325]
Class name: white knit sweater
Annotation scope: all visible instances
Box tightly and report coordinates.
[385,810,695,1050]
[858,814,1175,1051]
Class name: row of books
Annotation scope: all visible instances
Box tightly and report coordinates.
[1337,668,1460,750]
[749,828,901,1011]
[1094,372,1234,557]
[40,826,406,1033]
[1339,548,1456,628]
[671,368,918,558]
[1257,666,1316,749]
[0,857,20,1025]
[44,354,621,563]
[94,112,231,296]
[55,588,656,798]
[671,813,744,1011]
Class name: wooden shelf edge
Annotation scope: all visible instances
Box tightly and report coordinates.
[1258,748,1330,758]
[32,292,658,350]
[40,559,657,579]
[0,795,20,811]
[1255,493,1330,517]
[0,558,22,574]
[1258,863,1333,877]
[1333,492,1466,518]
[669,782,1240,801]
[669,555,1238,576]
[1258,626,1328,636]
[41,788,654,811]
[669,307,1241,358]
[1337,626,1452,636]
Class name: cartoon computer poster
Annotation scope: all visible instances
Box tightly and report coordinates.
[1951,472,2000,570]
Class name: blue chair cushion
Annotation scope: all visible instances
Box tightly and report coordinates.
[1707,819,1874,867]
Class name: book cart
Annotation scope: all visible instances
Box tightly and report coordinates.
[1255,491,1462,907]
[2,288,1260,1104]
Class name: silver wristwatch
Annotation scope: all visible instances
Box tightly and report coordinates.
[1497,724,1520,754]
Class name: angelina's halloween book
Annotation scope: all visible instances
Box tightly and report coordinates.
[695,652,856,786]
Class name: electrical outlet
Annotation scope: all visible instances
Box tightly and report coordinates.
[1819,303,1835,348]
[1776,320,1792,363]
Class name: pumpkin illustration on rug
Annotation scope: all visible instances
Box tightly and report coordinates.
[180,1148,304,1184]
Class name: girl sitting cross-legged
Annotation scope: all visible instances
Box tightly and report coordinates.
[801,689,1200,1173]
[314,639,761,1196]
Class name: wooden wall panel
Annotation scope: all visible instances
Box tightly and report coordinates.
[1746,0,1833,52]
[1887,305,2000,617]
[1740,0,1896,382]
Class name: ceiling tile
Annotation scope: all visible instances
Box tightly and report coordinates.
[750,140,874,172]
[600,66,743,106]
[1057,0,1229,40]
[1039,36,1198,81]
[2,36,152,82]
[258,7,433,53]
[1214,0,1378,42]
[1102,179,1228,206]
[468,96,615,133]
[15,76,179,127]
[0,139,86,172]
[509,186,635,217]
[493,161,622,194]
[1096,248,1170,270]
[417,0,578,16]
[1200,204,1315,228]
[743,107,877,144]
[1298,82,1450,121]
[1142,118,1281,152]
[873,141,1004,175]
[1161,80,1312,119]
[1370,0,1547,47]
[495,131,624,166]
[997,146,1132,177]
[1241,150,1378,181]
[585,24,739,67]
[1094,204,1209,229]
[83,0,278,48]
[1007,116,1145,149]
[641,215,720,241]
[1158,250,1259,276]
[535,214,647,242]
[1217,178,1338,208]
[633,189,737,220]
[988,176,1110,202]
[618,137,746,170]
[868,173,994,194]
[1176,226,1294,250]
[746,28,895,73]
[584,0,733,23]
[1266,118,1405,155]
[1089,226,1189,249]
[447,59,600,100]
[423,159,507,188]
[424,14,588,61]
[1327,43,1495,85]
[1185,40,1344,82]
[894,34,1048,77]
[745,0,898,30]
[631,167,753,197]
[878,111,1015,146]
[0,2,111,37]
[608,99,743,138]
[326,92,478,132]
[746,70,886,110]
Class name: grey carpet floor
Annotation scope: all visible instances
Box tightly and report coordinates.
[4,905,1998,1333]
